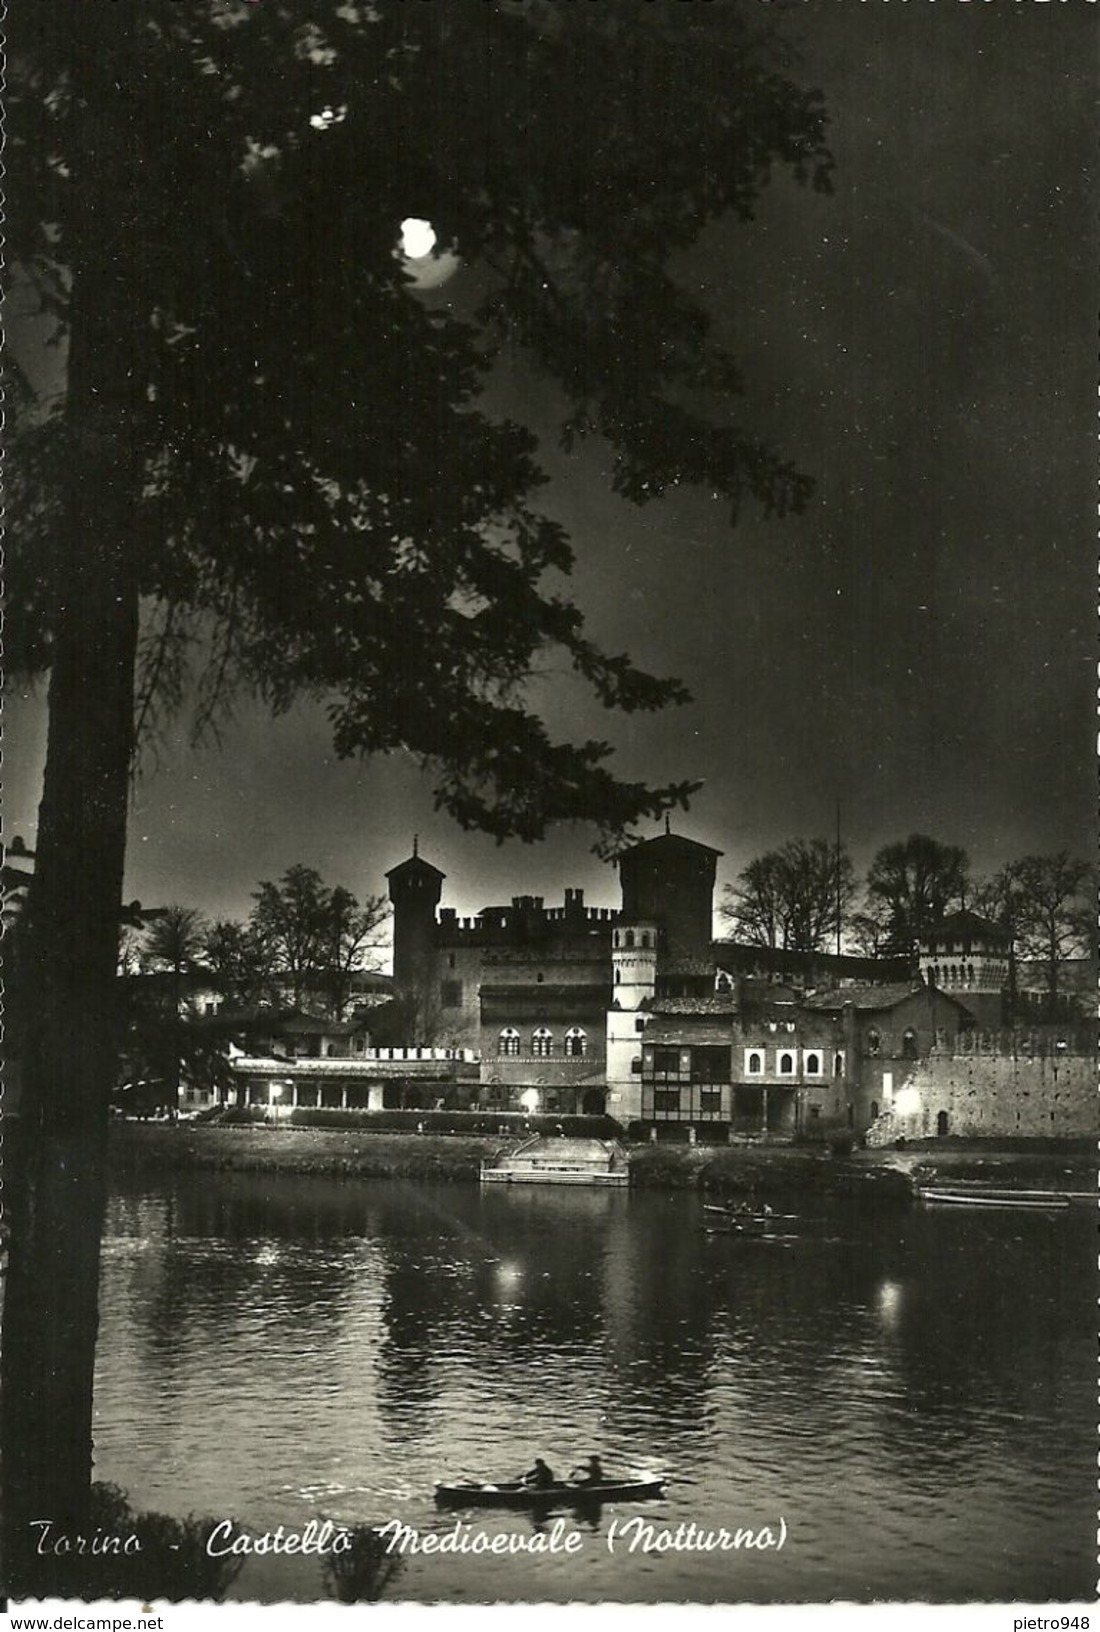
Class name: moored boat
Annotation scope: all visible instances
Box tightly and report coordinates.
[435,1476,665,1509]
[917,1186,1070,1212]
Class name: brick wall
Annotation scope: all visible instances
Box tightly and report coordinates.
[867,1047,1096,1141]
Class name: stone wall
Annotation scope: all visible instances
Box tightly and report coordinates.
[865,1045,1096,1142]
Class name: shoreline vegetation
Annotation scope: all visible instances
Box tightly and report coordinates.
[106,1123,1096,1202]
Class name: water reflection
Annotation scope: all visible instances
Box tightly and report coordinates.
[94,1174,1095,1604]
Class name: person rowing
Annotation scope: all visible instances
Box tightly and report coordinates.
[570,1454,604,1487]
[522,1457,557,1489]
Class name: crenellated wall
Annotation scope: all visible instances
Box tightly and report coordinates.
[865,1039,1096,1142]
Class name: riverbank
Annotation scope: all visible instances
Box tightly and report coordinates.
[109,1122,1095,1202]
[108,1121,504,1182]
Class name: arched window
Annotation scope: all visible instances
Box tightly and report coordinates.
[532,1027,553,1058]
[778,1052,795,1076]
[866,1029,881,1057]
[834,1051,845,1076]
[746,1050,763,1075]
[936,1109,949,1137]
[641,931,651,949]
[498,1028,520,1057]
[564,1027,587,1058]
[805,1052,821,1076]
[902,1028,918,1060]
[614,969,621,985]
[625,930,635,949]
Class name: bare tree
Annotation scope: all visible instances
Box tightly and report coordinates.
[863,834,969,958]
[723,838,855,953]
[250,868,388,1017]
[324,887,390,1021]
[1011,853,1093,1018]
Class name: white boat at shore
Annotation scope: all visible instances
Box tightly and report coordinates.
[480,1134,629,1187]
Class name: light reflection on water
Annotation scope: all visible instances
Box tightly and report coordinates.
[93,1174,1095,1603]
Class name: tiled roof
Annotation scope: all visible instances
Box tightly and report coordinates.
[619,832,723,860]
[924,910,1006,946]
[661,957,721,978]
[653,995,737,1015]
[480,984,610,1003]
[801,983,930,1012]
[277,1014,364,1036]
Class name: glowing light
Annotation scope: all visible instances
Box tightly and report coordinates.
[876,1279,903,1327]
[400,218,437,259]
[520,1088,540,1114]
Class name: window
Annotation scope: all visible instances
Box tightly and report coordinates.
[564,1027,587,1058]
[654,1089,680,1114]
[699,1088,722,1114]
[625,930,635,949]
[651,1046,680,1075]
[691,1046,730,1083]
[635,1017,647,1033]
[778,1052,795,1076]
[804,1051,822,1076]
[641,931,651,949]
[498,1028,520,1057]
[440,980,462,1008]
[866,1029,881,1056]
[834,1050,845,1077]
[902,1029,918,1060]
[745,1049,764,1075]
[631,1057,642,1074]
[532,1027,553,1058]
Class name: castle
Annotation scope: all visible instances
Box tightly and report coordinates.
[223,826,1093,1141]
[381,827,1096,1141]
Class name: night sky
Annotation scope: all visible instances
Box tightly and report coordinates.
[8,1,1095,933]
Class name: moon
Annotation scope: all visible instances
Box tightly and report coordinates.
[398,217,461,290]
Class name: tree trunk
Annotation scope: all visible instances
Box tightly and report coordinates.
[3,56,144,1578]
[3,542,139,1595]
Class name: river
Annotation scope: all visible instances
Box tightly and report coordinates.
[92,1171,1095,1604]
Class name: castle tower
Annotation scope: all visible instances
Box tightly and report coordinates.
[605,920,659,1124]
[919,909,1009,1027]
[385,842,446,999]
[617,829,723,965]
[611,921,658,1010]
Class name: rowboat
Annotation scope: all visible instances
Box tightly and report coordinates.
[702,1202,781,1237]
[435,1477,665,1509]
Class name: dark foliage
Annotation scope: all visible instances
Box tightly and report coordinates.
[9,0,831,845]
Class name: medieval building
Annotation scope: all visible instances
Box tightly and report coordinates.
[380,829,1094,1140]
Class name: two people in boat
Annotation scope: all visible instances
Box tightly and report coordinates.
[521,1454,604,1489]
